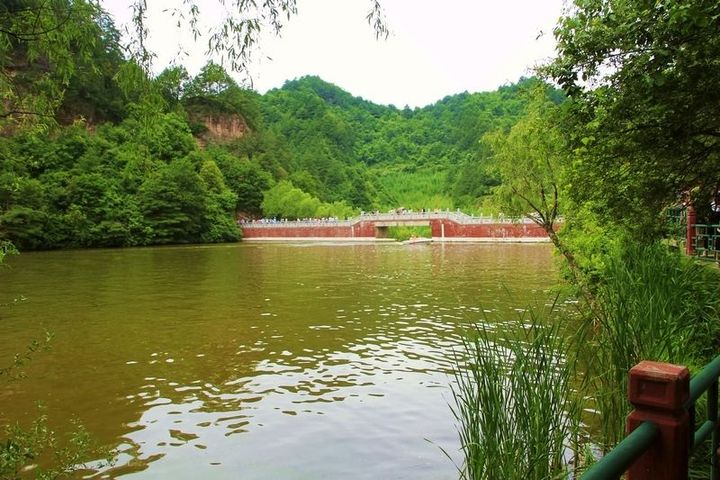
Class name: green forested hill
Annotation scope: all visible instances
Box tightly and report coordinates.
[260,75,546,211]
[0,11,547,250]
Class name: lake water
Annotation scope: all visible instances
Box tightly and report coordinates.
[0,242,558,479]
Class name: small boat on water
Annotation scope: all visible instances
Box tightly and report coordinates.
[401,237,432,245]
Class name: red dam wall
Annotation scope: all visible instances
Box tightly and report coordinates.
[429,220,548,238]
[241,222,376,239]
[241,220,551,240]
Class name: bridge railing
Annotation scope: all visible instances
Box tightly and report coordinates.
[239,219,356,228]
[241,212,547,228]
[582,355,720,479]
[358,211,539,224]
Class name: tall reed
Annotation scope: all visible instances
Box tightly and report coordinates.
[450,308,580,480]
[582,241,720,447]
[449,242,720,477]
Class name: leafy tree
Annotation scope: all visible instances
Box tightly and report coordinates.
[345,166,375,210]
[484,89,578,273]
[544,0,720,236]
[261,180,355,219]
[0,0,106,130]
[0,239,17,264]
[262,181,313,219]
[202,190,241,243]
[0,206,47,250]
[184,63,238,97]
[449,146,500,208]
[211,149,272,216]
[138,158,209,244]
[182,63,262,133]
[154,65,190,109]
[199,159,227,193]
[133,113,196,162]
[57,12,126,124]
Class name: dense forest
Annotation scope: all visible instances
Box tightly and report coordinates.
[0,7,554,250]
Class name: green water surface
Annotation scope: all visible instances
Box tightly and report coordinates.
[0,242,558,479]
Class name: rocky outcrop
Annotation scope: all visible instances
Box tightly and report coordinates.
[191,112,250,147]
[202,113,249,140]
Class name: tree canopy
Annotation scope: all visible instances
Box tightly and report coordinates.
[0,0,108,130]
[483,88,577,272]
[0,60,545,250]
[544,0,720,235]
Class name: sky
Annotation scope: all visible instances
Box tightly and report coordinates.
[101,0,565,108]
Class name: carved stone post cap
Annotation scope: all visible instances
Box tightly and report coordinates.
[629,361,690,410]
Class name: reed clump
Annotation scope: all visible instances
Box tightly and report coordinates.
[450,308,580,480]
[582,241,720,448]
[450,241,720,478]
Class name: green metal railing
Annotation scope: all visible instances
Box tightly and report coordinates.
[582,355,720,479]
[581,422,659,480]
[666,206,687,248]
[687,355,720,468]
[692,224,720,259]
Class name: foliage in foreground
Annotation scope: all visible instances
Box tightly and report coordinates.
[482,87,579,278]
[0,337,112,479]
[1,246,109,479]
[581,241,720,448]
[0,241,17,265]
[0,412,111,480]
[544,0,720,240]
[450,240,720,477]
[451,308,580,480]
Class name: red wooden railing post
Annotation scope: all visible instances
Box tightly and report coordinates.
[687,205,697,255]
[627,361,690,480]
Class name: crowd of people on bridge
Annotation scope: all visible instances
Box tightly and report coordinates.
[239,217,345,225]
[238,208,478,226]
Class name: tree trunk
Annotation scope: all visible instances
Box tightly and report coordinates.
[542,221,581,281]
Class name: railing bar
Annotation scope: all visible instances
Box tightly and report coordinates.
[693,420,714,450]
[710,380,719,480]
[691,403,697,450]
[581,421,659,480]
[586,356,720,478]
[686,355,720,407]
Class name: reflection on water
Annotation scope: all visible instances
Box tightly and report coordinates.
[0,243,558,479]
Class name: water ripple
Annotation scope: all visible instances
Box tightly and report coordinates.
[1,243,560,479]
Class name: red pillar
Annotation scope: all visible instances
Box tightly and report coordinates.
[429,219,442,238]
[686,206,696,255]
[627,361,690,480]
